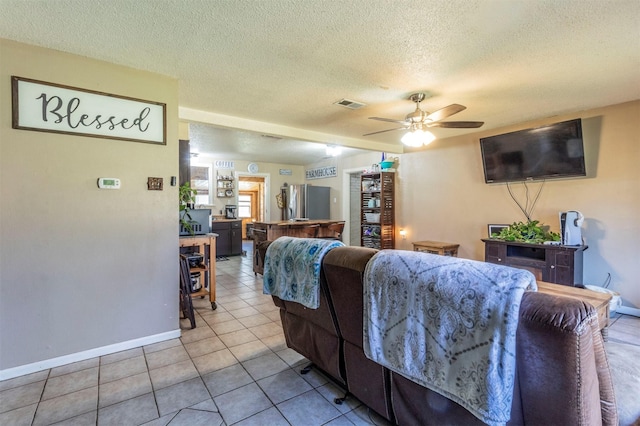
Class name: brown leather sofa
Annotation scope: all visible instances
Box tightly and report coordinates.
[264,244,618,425]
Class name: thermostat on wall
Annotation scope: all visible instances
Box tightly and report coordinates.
[97,177,121,189]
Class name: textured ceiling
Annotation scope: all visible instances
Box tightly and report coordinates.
[2,0,639,164]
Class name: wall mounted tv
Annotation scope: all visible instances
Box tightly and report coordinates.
[480,118,586,184]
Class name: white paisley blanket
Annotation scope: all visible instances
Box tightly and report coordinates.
[363,250,537,426]
[263,237,344,309]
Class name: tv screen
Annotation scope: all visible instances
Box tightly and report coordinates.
[480,118,586,183]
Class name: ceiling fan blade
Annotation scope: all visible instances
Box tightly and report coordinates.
[363,127,407,136]
[369,117,409,125]
[425,104,466,122]
[428,121,485,128]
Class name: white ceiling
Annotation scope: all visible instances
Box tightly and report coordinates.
[2,0,639,165]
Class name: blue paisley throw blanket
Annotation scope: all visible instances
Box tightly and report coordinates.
[363,250,536,425]
[263,237,344,309]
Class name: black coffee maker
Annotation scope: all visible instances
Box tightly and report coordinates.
[225,205,237,219]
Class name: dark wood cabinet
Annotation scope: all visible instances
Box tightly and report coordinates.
[211,220,242,256]
[482,239,587,286]
[230,221,242,255]
[178,139,191,186]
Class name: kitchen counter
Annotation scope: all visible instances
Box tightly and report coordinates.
[254,220,337,226]
[252,220,344,274]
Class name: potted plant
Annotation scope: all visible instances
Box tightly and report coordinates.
[491,220,560,244]
[179,182,197,235]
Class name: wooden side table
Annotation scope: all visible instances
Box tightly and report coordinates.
[412,240,460,257]
[537,281,611,339]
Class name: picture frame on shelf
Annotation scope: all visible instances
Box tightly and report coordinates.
[488,224,508,238]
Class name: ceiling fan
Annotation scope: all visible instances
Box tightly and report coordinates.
[364,93,484,146]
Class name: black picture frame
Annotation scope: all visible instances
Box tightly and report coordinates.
[488,224,509,238]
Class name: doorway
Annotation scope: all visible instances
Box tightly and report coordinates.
[341,167,364,246]
[236,173,269,239]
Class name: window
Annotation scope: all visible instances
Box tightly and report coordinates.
[190,165,211,205]
[238,194,252,218]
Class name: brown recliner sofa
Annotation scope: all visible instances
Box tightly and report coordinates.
[265,244,618,425]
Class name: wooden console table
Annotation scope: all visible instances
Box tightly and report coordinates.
[537,281,611,337]
[179,234,217,310]
[412,240,459,257]
[483,239,587,286]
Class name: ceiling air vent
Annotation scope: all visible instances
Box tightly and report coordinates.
[334,98,366,110]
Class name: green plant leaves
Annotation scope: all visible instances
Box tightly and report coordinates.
[491,220,560,244]
[179,183,198,235]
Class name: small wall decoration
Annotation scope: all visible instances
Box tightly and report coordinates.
[215,160,234,169]
[306,166,337,180]
[279,169,292,176]
[147,177,163,190]
[11,76,166,145]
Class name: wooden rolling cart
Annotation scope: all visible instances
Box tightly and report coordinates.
[179,234,217,310]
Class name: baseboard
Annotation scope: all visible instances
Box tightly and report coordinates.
[0,329,181,381]
[617,306,640,318]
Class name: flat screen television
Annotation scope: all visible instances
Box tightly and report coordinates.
[480,118,586,183]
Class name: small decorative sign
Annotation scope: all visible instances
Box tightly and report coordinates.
[12,76,166,144]
[147,177,163,191]
[279,168,292,176]
[215,160,235,169]
[306,166,337,180]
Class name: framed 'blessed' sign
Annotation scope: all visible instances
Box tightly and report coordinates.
[11,76,166,145]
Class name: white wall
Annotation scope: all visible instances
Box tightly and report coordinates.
[0,40,179,376]
[190,155,305,222]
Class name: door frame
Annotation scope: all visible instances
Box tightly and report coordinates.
[235,171,270,223]
[341,166,368,246]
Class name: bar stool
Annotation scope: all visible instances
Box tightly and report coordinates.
[300,224,320,238]
[179,255,196,329]
[325,221,345,241]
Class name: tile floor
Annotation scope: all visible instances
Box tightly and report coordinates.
[1,241,639,426]
[0,242,389,426]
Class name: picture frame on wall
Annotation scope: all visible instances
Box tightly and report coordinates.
[12,76,166,145]
[488,224,509,238]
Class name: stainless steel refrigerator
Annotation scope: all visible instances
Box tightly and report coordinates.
[287,184,330,220]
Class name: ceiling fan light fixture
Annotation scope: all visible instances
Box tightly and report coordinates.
[401,129,435,147]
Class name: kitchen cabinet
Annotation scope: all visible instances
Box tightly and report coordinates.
[361,172,395,249]
[211,220,242,256]
[482,239,587,286]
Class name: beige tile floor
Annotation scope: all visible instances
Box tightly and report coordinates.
[1,241,639,425]
[0,243,389,426]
